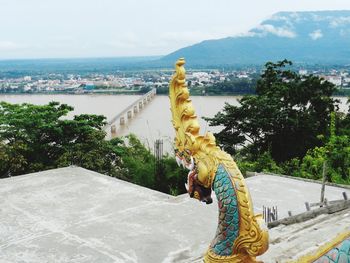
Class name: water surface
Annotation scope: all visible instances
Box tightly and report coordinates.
[0,94,348,153]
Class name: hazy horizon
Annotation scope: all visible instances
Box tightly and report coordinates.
[1,0,350,60]
[0,56,163,62]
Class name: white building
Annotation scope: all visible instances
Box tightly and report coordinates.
[299,69,308,76]
[326,76,342,86]
[192,72,210,83]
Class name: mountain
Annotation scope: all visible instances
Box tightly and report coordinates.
[0,57,162,72]
[160,10,350,66]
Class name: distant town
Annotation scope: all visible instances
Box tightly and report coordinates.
[1,66,350,95]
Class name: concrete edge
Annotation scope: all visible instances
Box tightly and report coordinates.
[268,200,350,228]
[257,172,350,190]
[0,166,76,181]
[0,165,176,200]
[75,166,176,199]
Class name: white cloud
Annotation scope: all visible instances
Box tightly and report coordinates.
[2,0,350,58]
[309,29,323,40]
[311,14,323,22]
[256,24,296,38]
[161,31,214,43]
[105,33,140,49]
[340,29,350,37]
[269,14,290,22]
[235,31,257,37]
[0,41,25,51]
[160,28,240,43]
[329,17,350,28]
[289,12,301,21]
[269,12,301,26]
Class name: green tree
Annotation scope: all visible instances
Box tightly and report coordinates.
[162,156,187,195]
[0,101,122,178]
[299,133,350,183]
[206,78,256,95]
[0,102,187,195]
[120,134,186,194]
[299,113,350,183]
[337,97,350,137]
[139,86,151,94]
[236,151,283,176]
[121,134,156,187]
[205,60,338,163]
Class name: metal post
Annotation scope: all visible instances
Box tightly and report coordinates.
[275,206,278,220]
[343,192,348,200]
[120,117,125,125]
[263,206,266,223]
[305,202,310,211]
[320,161,327,206]
[111,125,116,134]
[154,139,164,191]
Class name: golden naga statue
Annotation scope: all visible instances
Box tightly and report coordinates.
[169,58,269,263]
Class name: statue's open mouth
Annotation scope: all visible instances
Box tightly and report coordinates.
[176,154,213,204]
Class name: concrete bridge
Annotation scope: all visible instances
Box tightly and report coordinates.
[104,88,156,135]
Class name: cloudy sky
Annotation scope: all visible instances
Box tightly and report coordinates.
[1,0,350,59]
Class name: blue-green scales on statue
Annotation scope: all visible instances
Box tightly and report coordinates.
[211,164,240,256]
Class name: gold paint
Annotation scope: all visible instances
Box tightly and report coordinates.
[169,58,268,262]
[193,191,200,200]
[289,231,350,263]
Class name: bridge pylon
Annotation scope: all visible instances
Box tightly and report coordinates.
[104,88,157,136]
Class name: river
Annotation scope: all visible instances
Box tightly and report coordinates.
[0,94,348,153]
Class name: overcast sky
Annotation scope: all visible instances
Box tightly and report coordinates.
[1,0,350,59]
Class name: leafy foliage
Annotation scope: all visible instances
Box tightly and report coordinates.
[205,78,256,95]
[155,78,256,96]
[0,101,123,178]
[120,134,186,195]
[236,151,283,176]
[206,60,350,184]
[0,102,187,195]
[206,60,338,162]
[298,113,350,183]
[297,135,350,184]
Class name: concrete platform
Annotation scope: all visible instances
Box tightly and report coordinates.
[0,167,349,262]
[258,208,350,262]
[246,173,350,218]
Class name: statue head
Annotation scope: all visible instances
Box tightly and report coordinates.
[175,149,213,204]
